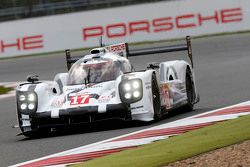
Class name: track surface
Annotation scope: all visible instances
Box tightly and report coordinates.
[0,34,250,166]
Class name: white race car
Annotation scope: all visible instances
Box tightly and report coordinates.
[15,36,199,137]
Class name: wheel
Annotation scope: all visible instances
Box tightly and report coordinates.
[152,73,161,120]
[184,67,195,111]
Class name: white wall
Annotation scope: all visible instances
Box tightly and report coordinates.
[0,0,249,58]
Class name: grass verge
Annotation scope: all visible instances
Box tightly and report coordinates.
[0,86,13,95]
[72,114,250,167]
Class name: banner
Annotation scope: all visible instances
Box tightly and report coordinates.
[0,0,249,58]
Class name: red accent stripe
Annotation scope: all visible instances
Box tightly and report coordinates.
[20,146,136,167]
[195,105,250,118]
[112,122,216,142]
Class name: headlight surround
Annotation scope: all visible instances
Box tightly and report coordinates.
[119,79,143,104]
[17,91,38,113]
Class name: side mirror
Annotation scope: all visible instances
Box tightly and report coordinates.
[27,75,39,83]
[147,62,160,69]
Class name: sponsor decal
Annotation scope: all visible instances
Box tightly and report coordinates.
[98,95,112,103]
[131,105,143,110]
[88,84,103,88]
[160,83,171,109]
[111,91,116,98]
[65,84,102,92]
[164,83,171,109]
[107,43,126,53]
[70,95,90,105]
[131,105,146,114]
[65,87,85,91]
[51,98,65,107]
[106,43,127,57]
[145,82,151,90]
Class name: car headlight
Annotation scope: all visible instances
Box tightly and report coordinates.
[28,93,36,101]
[133,91,140,98]
[17,91,38,112]
[119,79,143,104]
[28,103,36,110]
[20,103,28,110]
[19,95,26,101]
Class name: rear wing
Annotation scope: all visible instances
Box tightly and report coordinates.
[128,36,193,68]
[65,36,193,70]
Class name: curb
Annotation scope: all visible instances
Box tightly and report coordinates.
[11,101,250,167]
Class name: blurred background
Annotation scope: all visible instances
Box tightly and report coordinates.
[0,0,165,22]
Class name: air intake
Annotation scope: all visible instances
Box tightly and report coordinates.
[90,48,106,54]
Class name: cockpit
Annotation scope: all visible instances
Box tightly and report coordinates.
[67,58,123,85]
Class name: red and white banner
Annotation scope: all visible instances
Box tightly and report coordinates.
[0,0,249,58]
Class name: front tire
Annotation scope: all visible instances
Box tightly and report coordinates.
[152,73,161,120]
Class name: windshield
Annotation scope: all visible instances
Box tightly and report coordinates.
[68,59,122,85]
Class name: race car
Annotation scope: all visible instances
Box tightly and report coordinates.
[15,36,199,137]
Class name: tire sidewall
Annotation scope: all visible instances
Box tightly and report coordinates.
[152,73,161,120]
[185,67,194,111]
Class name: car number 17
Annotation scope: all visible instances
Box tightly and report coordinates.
[70,95,90,105]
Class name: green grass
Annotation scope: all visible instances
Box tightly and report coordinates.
[72,114,250,167]
[0,86,13,95]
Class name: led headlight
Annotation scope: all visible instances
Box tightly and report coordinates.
[28,103,35,110]
[17,91,38,112]
[20,103,27,110]
[133,91,140,98]
[119,79,143,104]
[132,80,140,89]
[124,83,131,91]
[28,93,36,101]
[124,93,132,99]
[19,95,26,101]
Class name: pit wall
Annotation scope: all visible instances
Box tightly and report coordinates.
[0,0,249,58]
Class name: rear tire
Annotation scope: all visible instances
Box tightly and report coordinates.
[152,73,161,120]
[184,67,195,111]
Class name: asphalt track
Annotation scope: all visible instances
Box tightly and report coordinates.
[0,33,250,166]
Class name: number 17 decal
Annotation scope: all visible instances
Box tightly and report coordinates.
[70,95,90,105]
